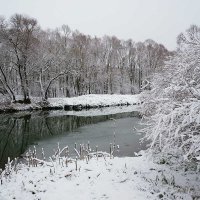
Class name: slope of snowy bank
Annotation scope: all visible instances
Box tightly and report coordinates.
[0,154,199,200]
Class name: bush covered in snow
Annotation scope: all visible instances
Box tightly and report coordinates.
[141,25,200,163]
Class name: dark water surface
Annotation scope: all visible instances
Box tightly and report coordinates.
[0,109,146,169]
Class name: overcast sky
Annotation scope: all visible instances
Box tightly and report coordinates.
[0,0,200,50]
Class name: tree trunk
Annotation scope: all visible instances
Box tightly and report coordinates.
[0,65,16,101]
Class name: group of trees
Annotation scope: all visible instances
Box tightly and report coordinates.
[142,25,200,163]
[0,14,170,103]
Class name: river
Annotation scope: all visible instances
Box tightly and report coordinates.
[0,107,146,169]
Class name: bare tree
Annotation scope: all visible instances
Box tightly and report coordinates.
[2,14,38,103]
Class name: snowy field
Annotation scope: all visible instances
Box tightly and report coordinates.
[0,153,199,200]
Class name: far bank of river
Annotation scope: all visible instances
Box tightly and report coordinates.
[0,94,140,113]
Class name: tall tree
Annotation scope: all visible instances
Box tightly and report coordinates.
[2,14,38,103]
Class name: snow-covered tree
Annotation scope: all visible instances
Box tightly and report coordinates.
[141,25,200,163]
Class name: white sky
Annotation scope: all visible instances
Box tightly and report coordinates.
[1,0,200,50]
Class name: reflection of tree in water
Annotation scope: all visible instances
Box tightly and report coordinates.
[19,114,31,156]
[0,118,16,167]
[0,114,32,169]
[0,111,139,168]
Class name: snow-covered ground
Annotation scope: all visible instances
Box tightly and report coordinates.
[48,94,140,108]
[0,153,199,200]
[1,94,199,200]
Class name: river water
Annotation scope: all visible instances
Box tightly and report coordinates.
[0,108,146,169]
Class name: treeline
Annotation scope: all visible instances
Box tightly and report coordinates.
[0,14,170,103]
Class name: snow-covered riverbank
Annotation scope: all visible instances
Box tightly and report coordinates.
[1,94,199,200]
[48,94,140,108]
[0,94,140,113]
[0,153,199,200]
[46,105,140,117]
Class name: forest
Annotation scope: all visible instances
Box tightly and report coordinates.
[0,14,170,103]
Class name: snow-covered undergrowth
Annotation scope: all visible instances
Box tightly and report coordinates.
[142,98,200,161]
[1,151,199,200]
